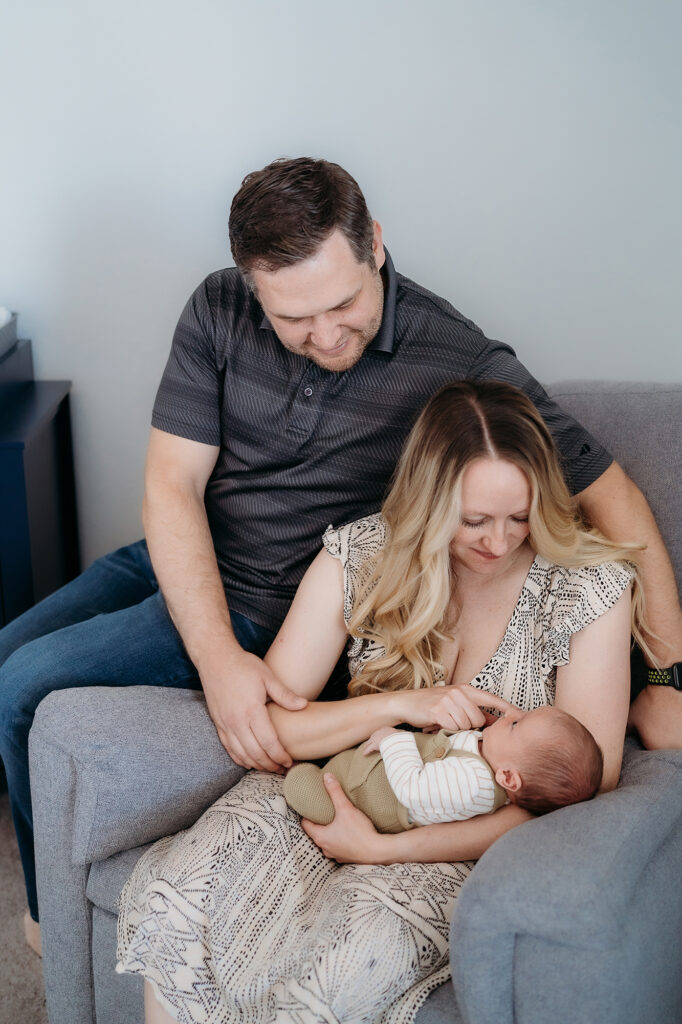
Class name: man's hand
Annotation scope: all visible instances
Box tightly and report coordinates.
[362,726,400,755]
[202,649,307,772]
[301,774,386,863]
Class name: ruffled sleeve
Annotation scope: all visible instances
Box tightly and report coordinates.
[542,561,634,669]
[323,513,387,626]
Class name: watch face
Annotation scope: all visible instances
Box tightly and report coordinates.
[673,663,682,690]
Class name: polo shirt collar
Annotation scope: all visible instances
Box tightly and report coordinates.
[368,247,397,355]
[259,247,398,356]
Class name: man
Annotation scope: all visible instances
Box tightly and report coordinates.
[1,157,680,948]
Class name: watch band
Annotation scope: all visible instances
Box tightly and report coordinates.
[647,663,682,690]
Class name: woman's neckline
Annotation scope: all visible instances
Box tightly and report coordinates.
[444,549,542,687]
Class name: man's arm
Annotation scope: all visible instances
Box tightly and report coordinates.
[577,461,682,750]
[143,426,306,772]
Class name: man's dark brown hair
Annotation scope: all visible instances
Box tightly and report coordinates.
[228,157,375,284]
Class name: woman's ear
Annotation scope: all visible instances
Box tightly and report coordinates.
[495,766,523,793]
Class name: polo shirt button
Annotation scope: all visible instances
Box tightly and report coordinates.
[434,746,446,759]
[304,387,313,397]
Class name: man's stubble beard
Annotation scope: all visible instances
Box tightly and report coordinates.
[297,268,385,373]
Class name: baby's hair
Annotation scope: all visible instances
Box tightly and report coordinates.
[513,710,603,815]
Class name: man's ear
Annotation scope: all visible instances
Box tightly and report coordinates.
[372,221,386,271]
[495,766,523,793]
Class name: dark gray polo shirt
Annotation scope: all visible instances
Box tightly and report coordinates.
[152,250,611,631]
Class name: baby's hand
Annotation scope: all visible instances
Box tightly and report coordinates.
[362,726,400,755]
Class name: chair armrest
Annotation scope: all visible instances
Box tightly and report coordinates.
[450,740,682,1024]
[30,685,244,864]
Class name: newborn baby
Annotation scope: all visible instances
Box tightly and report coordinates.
[284,704,603,832]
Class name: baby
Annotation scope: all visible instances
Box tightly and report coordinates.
[284,705,603,832]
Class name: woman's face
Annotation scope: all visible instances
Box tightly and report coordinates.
[450,457,531,576]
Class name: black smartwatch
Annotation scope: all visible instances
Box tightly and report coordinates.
[647,663,682,690]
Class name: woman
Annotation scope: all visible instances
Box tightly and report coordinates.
[118,381,649,1024]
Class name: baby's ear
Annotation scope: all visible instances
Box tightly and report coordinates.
[495,766,522,793]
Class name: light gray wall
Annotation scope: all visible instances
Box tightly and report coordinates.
[2,0,680,566]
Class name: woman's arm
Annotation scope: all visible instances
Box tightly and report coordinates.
[268,683,513,761]
[553,587,632,791]
[262,548,404,758]
[578,464,682,751]
[264,548,349,699]
[268,696,403,761]
[264,548,515,760]
[302,774,532,864]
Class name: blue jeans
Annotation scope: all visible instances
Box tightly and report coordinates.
[0,539,275,922]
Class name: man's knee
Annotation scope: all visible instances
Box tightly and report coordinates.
[0,612,35,669]
[0,636,69,732]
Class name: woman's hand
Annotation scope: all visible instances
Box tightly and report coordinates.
[302,773,532,865]
[396,683,516,732]
[301,774,387,863]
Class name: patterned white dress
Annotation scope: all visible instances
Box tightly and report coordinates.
[116,513,632,1024]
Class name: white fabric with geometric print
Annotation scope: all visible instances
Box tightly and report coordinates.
[323,513,633,711]
[117,771,469,1023]
[116,513,632,1024]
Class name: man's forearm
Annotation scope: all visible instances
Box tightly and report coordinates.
[142,482,241,679]
[578,462,682,665]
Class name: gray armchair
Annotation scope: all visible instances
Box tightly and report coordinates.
[29,381,682,1024]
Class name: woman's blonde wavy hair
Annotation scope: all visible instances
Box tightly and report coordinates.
[348,380,653,696]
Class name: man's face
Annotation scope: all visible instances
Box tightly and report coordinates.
[250,224,386,372]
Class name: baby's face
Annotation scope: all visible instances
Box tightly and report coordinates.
[480,705,557,770]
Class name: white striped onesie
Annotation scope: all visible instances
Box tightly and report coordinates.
[379,729,500,824]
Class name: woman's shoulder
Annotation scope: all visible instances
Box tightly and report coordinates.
[533,555,634,598]
[323,514,387,629]
[323,512,387,564]
[531,556,634,666]
[532,557,630,643]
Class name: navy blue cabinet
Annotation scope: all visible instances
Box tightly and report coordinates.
[0,341,80,626]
